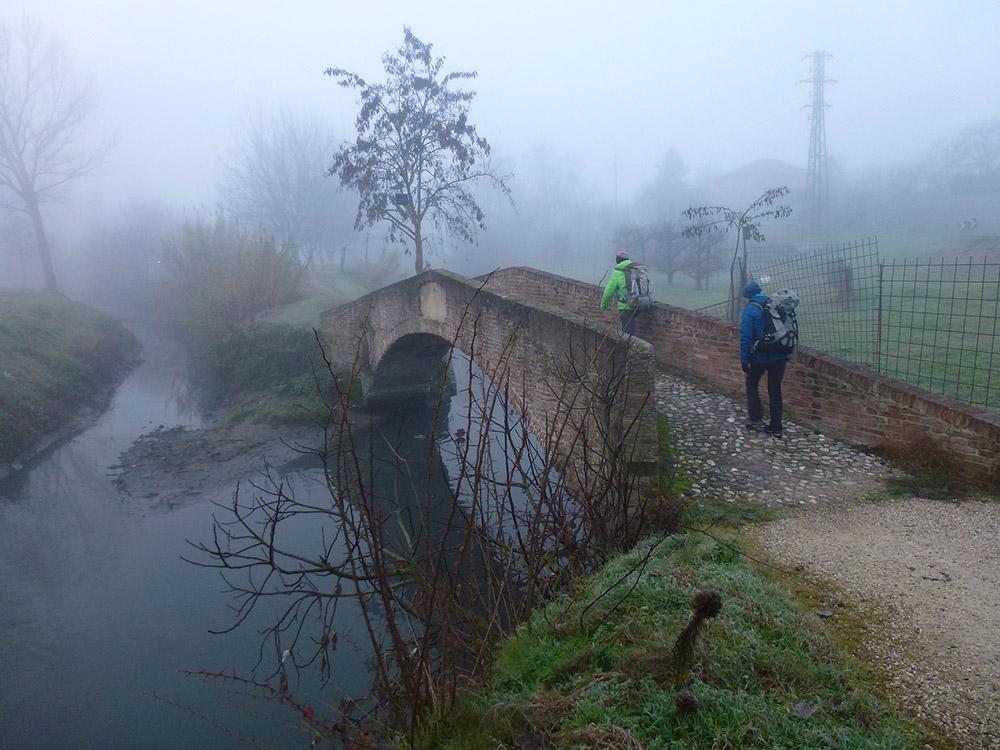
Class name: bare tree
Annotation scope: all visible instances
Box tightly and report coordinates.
[327,28,510,275]
[222,111,357,268]
[610,221,648,258]
[634,149,690,222]
[647,220,683,284]
[679,222,725,290]
[940,119,1000,192]
[683,187,792,321]
[0,19,103,292]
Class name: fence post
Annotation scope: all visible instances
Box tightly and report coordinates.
[876,260,884,372]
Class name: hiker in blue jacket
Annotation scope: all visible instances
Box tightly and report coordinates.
[740,281,790,437]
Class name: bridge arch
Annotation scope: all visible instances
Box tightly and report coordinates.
[367,332,453,408]
[321,269,659,511]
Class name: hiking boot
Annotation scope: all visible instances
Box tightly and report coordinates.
[762,425,783,438]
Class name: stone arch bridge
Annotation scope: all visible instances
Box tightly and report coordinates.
[320,268,660,507]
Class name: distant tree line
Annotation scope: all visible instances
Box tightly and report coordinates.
[610,218,725,290]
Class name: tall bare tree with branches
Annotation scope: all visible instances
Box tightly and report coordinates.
[222,111,357,268]
[0,19,103,292]
[326,28,510,275]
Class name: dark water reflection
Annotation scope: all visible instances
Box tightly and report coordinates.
[0,329,510,749]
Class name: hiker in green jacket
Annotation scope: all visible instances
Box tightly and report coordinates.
[600,251,638,334]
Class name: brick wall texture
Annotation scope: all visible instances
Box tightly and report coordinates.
[320,269,661,507]
[484,267,1000,482]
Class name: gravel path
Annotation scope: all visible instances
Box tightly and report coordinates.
[754,500,1000,749]
[655,372,889,506]
[655,371,1000,748]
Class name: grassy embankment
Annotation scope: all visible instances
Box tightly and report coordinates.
[190,270,371,423]
[426,420,937,750]
[0,292,138,465]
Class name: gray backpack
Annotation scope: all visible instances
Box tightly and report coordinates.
[624,264,653,310]
[753,289,799,354]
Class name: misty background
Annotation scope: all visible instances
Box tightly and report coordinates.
[4,0,1000,299]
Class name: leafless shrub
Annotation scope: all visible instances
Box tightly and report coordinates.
[164,215,303,338]
[878,432,990,497]
[684,187,792,321]
[185,288,667,746]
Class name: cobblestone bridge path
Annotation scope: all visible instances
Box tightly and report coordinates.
[656,372,1000,749]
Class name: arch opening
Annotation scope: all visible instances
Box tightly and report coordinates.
[367,332,454,410]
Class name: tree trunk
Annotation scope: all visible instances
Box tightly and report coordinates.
[27,197,59,293]
[413,226,423,276]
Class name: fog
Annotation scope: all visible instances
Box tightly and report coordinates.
[6,5,1000,745]
[6,0,1000,289]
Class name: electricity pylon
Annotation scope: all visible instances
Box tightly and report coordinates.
[801,51,834,238]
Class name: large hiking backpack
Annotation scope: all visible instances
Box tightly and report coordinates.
[753,289,800,355]
[623,264,653,310]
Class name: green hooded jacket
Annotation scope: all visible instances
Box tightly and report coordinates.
[600,259,635,311]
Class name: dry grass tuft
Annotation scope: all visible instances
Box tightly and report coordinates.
[559,724,645,749]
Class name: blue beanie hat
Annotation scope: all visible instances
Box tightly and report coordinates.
[742,281,762,298]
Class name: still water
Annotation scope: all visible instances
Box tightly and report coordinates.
[0,328,493,749]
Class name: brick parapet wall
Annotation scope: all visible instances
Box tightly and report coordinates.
[484,267,1000,480]
[321,269,661,507]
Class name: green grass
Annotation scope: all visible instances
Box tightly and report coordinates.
[188,321,361,423]
[656,414,689,500]
[259,270,370,328]
[278,343,949,749]
[877,232,1000,261]
[647,255,1000,411]
[0,292,138,462]
[429,532,930,750]
[648,271,731,311]
[423,417,930,749]
[190,271,371,423]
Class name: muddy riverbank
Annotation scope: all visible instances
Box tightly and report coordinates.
[0,293,140,479]
[113,419,324,510]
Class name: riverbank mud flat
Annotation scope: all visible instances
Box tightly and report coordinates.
[113,420,325,510]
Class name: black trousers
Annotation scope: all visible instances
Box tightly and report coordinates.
[619,308,637,335]
[746,359,787,429]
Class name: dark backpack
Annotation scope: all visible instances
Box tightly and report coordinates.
[753,289,799,354]
[623,264,653,311]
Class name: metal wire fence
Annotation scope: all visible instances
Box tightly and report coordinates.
[698,239,882,368]
[879,257,1000,409]
[695,238,1000,411]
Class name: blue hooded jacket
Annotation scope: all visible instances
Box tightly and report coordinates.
[740,293,791,365]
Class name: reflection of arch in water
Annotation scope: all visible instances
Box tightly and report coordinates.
[360,349,522,629]
[366,341,545,531]
[361,341,501,561]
